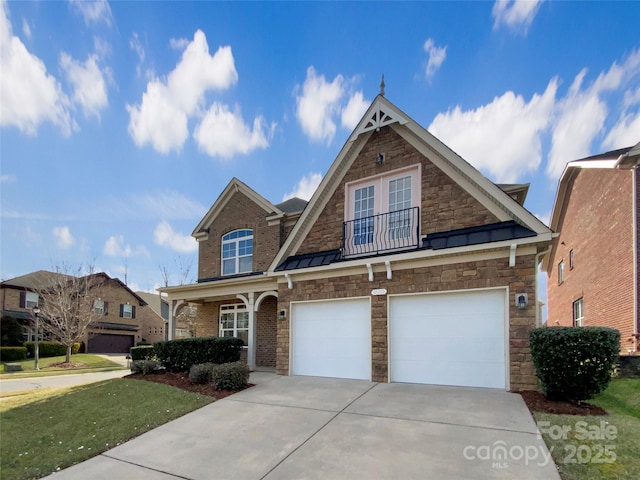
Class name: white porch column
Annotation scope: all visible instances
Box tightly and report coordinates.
[168,300,175,340]
[237,293,256,370]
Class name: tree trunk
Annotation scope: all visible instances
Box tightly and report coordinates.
[66,344,72,363]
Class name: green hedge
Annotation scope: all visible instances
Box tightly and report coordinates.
[130,345,155,361]
[530,326,620,401]
[24,341,69,358]
[210,362,249,390]
[154,337,244,372]
[0,346,28,361]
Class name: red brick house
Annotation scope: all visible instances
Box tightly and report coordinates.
[1,271,165,352]
[160,94,552,391]
[544,142,640,354]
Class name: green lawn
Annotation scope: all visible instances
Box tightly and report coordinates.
[0,354,125,378]
[534,378,640,480]
[0,378,213,480]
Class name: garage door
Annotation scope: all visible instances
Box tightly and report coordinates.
[389,289,506,389]
[291,298,371,380]
[88,334,135,353]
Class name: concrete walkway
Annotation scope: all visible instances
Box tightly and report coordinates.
[0,369,129,393]
[46,374,559,479]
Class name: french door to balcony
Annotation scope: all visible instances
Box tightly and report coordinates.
[344,167,420,257]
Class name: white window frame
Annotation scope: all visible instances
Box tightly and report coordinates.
[573,298,583,327]
[558,261,565,285]
[221,229,253,276]
[94,299,105,315]
[122,304,133,319]
[25,292,39,309]
[219,304,249,346]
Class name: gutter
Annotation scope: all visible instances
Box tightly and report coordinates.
[535,246,552,328]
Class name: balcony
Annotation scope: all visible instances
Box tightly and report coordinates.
[342,207,420,258]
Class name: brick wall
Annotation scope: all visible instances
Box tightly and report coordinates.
[256,296,277,366]
[277,253,538,391]
[547,168,635,353]
[198,191,281,280]
[296,126,499,255]
[1,287,23,312]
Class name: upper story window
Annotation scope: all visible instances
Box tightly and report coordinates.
[94,299,107,315]
[573,298,583,327]
[558,260,564,285]
[344,165,421,257]
[120,303,136,319]
[25,292,39,309]
[222,229,253,275]
[569,249,574,270]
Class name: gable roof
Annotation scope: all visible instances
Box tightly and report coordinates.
[1,270,75,290]
[268,95,551,272]
[82,272,149,306]
[616,141,640,169]
[192,177,284,239]
[275,197,308,214]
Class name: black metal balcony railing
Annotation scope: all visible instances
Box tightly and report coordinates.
[342,207,420,258]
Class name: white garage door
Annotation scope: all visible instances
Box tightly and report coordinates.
[291,298,371,380]
[389,289,506,389]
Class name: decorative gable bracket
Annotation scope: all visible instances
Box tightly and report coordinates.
[355,102,408,137]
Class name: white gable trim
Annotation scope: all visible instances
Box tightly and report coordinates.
[354,97,409,137]
[193,178,282,240]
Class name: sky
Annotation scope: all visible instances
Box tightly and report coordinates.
[1,0,639,299]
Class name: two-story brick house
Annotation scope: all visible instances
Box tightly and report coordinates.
[161,94,553,391]
[544,142,640,354]
[1,271,165,352]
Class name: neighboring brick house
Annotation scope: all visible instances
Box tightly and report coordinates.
[160,94,552,391]
[137,291,170,340]
[544,143,640,354]
[1,271,165,352]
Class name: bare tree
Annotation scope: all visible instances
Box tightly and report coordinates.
[34,264,105,363]
[174,303,198,338]
[159,256,194,287]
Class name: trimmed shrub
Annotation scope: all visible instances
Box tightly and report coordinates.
[130,345,155,361]
[211,362,250,390]
[24,341,68,358]
[530,326,620,401]
[71,343,81,355]
[131,359,163,375]
[1,346,28,361]
[154,337,244,372]
[189,363,215,384]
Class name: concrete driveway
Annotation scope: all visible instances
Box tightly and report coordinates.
[47,374,559,479]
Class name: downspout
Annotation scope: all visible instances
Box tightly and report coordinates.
[535,246,553,328]
[633,168,638,353]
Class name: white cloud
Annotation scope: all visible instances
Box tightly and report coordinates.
[21,17,30,38]
[423,38,447,79]
[295,66,369,144]
[153,220,197,253]
[547,49,640,178]
[69,0,112,27]
[429,79,557,183]
[492,0,542,33]
[169,37,189,50]
[0,1,74,135]
[341,91,368,130]
[0,173,16,183]
[127,30,238,154]
[129,32,146,78]
[60,52,108,119]
[283,172,323,201]
[103,234,149,257]
[52,226,75,249]
[534,211,551,227]
[193,103,271,159]
[603,112,640,149]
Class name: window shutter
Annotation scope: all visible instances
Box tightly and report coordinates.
[132,306,136,319]
[119,304,124,317]
[19,291,26,308]
[104,301,109,316]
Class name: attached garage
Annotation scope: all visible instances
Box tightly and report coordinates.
[87,334,135,353]
[291,297,371,380]
[389,288,507,389]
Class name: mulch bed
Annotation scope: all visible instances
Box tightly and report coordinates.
[519,390,607,416]
[48,362,86,369]
[125,371,253,400]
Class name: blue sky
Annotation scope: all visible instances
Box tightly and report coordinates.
[1,0,639,296]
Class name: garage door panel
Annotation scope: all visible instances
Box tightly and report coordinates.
[390,289,506,389]
[292,298,370,380]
